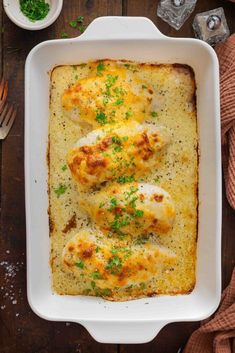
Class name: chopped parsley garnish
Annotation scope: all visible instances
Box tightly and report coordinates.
[108,198,118,211]
[113,87,125,96]
[97,62,105,76]
[134,209,144,218]
[74,74,78,80]
[112,136,121,144]
[107,74,118,86]
[106,255,122,273]
[20,0,50,22]
[112,135,123,152]
[101,288,112,296]
[125,110,133,119]
[151,111,158,117]
[77,16,84,23]
[95,246,101,253]
[122,136,129,142]
[61,32,69,38]
[96,111,108,125]
[134,235,150,245]
[75,260,85,269]
[125,186,138,200]
[110,216,130,231]
[69,20,77,28]
[129,196,138,208]
[91,271,102,279]
[68,16,85,33]
[78,25,85,33]
[140,282,146,289]
[99,202,105,209]
[91,281,96,289]
[102,74,119,103]
[114,98,124,106]
[54,184,67,197]
[154,176,160,183]
[142,84,147,89]
[117,175,135,184]
[61,164,67,171]
[114,145,122,152]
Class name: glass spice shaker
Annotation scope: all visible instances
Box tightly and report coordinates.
[193,7,230,46]
[157,0,197,30]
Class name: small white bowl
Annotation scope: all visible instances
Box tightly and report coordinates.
[3,0,63,30]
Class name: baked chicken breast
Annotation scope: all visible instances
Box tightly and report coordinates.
[62,228,176,299]
[62,66,153,128]
[67,121,170,190]
[80,182,175,237]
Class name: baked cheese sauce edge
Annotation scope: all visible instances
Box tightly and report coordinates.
[49,60,198,301]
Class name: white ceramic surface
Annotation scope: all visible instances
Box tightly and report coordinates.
[25,16,222,344]
[3,0,63,30]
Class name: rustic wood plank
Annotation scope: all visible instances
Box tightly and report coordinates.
[0,1,121,353]
[0,1,3,198]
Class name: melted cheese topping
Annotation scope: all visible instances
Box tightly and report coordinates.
[80,183,175,236]
[62,228,176,298]
[67,121,170,190]
[49,60,198,301]
[62,64,152,128]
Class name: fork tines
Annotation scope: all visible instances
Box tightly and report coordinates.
[0,78,8,111]
[0,78,16,139]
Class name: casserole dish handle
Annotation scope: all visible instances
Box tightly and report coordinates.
[83,320,169,344]
[81,16,166,40]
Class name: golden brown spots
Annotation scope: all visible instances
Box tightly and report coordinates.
[75,84,81,92]
[154,194,164,202]
[152,133,159,143]
[64,259,72,267]
[87,155,107,169]
[49,217,54,233]
[81,247,93,259]
[97,209,105,216]
[62,214,77,234]
[137,263,145,271]
[142,148,153,161]
[113,206,123,216]
[71,98,80,105]
[98,137,113,151]
[71,155,83,167]
[80,146,92,154]
[139,193,145,201]
[68,245,75,252]
[136,132,149,146]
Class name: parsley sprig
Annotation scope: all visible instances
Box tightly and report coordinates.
[54,184,67,198]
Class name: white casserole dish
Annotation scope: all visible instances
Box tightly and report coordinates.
[25,16,222,344]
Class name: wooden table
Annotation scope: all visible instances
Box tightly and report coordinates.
[0,1,234,352]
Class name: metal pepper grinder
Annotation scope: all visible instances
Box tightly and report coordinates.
[157,0,197,30]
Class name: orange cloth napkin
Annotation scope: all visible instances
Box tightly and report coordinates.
[184,268,235,353]
[216,34,235,209]
[184,34,235,353]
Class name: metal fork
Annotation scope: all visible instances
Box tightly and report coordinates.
[0,78,8,111]
[0,78,16,139]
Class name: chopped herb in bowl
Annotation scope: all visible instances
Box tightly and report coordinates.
[20,0,50,22]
